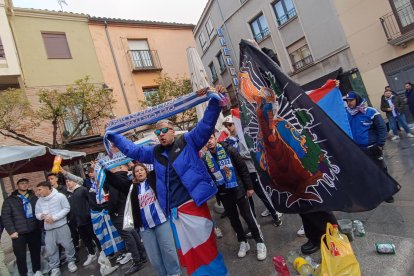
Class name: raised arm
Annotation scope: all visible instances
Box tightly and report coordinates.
[107,133,154,164]
[60,169,84,185]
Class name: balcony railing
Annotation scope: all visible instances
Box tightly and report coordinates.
[277,8,297,26]
[129,50,162,72]
[380,3,414,46]
[61,118,101,140]
[293,54,313,71]
[0,42,5,58]
[254,27,270,43]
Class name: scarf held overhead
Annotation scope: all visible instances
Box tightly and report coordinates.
[103,89,228,156]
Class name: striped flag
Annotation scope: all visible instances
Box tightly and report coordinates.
[170,201,228,276]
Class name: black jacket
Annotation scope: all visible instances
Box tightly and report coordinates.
[380,94,405,118]
[104,171,130,215]
[204,143,253,199]
[1,190,39,234]
[66,186,92,227]
[106,170,157,229]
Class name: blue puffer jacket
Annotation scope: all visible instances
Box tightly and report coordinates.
[347,103,387,149]
[108,99,221,214]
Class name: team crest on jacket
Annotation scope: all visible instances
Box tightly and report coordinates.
[238,58,340,208]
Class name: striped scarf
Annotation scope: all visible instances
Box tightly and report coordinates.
[204,144,238,189]
[103,89,228,157]
[91,209,125,256]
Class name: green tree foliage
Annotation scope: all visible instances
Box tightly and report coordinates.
[0,88,42,145]
[140,74,197,130]
[0,76,116,148]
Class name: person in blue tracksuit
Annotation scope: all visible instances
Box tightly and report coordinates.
[345,91,393,203]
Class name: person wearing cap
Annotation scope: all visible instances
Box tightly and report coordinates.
[380,88,414,140]
[345,91,394,203]
[222,115,283,227]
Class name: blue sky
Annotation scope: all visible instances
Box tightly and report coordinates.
[12,0,208,24]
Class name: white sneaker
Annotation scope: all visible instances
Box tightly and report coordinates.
[407,133,414,138]
[67,261,78,273]
[119,252,132,265]
[261,209,271,217]
[237,241,250,258]
[256,243,267,261]
[391,135,400,141]
[214,227,223,238]
[50,268,61,276]
[83,253,97,266]
[34,271,43,276]
[297,225,305,236]
[276,212,283,219]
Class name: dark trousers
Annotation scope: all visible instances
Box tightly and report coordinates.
[12,229,42,276]
[69,222,80,248]
[300,211,337,244]
[362,146,387,172]
[78,223,101,255]
[248,172,278,220]
[111,213,146,262]
[221,191,264,243]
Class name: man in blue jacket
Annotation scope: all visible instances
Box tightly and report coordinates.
[345,91,393,203]
[107,85,228,275]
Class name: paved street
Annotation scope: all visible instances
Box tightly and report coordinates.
[2,137,414,275]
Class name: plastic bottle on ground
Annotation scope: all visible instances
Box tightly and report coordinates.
[273,256,290,276]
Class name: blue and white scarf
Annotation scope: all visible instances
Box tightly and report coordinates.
[94,151,133,201]
[18,194,33,219]
[103,89,228,157]
[204,144,238,189]
[347,99,368,116]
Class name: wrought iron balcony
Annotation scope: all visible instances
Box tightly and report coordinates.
[380,3,414,46]
[254,27,270,43]
[129,50,162,72]
[0,41,5,58]
[277,8,297,26]
[293,54,313,71]
[61,118,102,140]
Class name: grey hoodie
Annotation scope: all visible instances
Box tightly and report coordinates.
[35,188,70,230]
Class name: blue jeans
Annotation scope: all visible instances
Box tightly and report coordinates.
[140,220,181,276]
[389,114,410,135]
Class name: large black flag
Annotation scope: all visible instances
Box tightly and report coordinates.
[237,40,400,214]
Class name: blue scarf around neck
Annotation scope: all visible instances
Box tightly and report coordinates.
[205,144,238,189]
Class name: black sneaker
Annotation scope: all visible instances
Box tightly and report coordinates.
[273,218,283,227]
[385,196,394,203]
[301,240,320,255]
[124,262,144,275]
[137,257,147,264]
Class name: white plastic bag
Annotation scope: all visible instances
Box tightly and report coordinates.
[122,185,134,231]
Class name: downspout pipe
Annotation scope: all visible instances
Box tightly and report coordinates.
[104,20,132,114]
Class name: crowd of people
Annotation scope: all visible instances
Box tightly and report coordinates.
[0,81,409,276]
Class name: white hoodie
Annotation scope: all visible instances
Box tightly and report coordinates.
[35,188,70,230]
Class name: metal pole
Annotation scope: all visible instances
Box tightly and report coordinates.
[104,21,132,114]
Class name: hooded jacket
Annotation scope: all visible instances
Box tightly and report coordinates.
[103,171,129,215]
[1,190,38,234]
[346,93,387,148]
[66,185,92,227]
[35,188,70,230]
[108,99,221,215]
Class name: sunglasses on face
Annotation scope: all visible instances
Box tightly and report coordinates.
[224,123,233,128]
[154,127,172,136]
